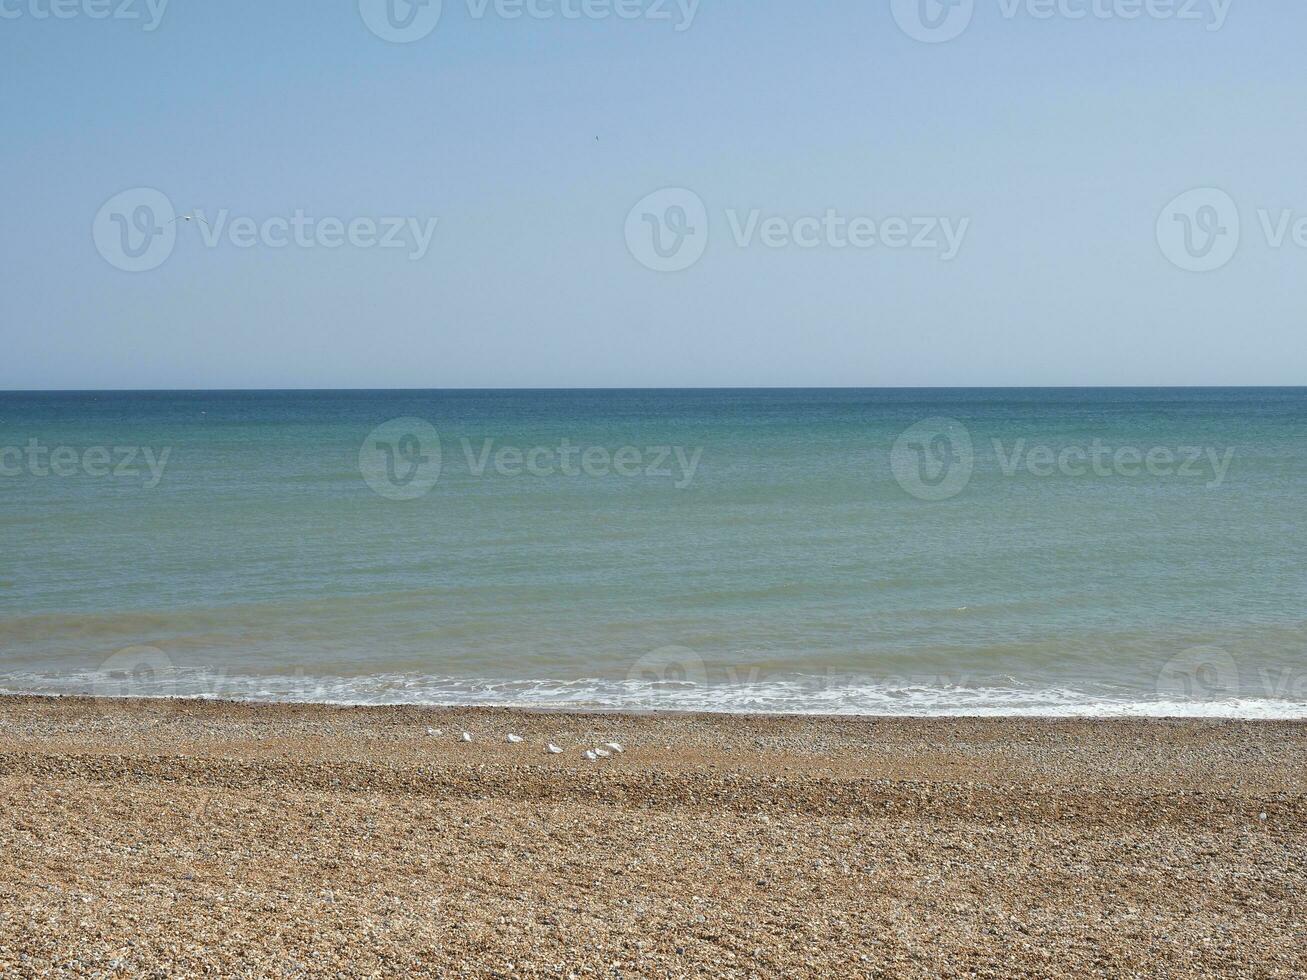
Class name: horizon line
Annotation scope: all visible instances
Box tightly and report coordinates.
[3,384,1307,394]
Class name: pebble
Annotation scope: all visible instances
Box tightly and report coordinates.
[7,698,1302,977]
[460,732,472,742]
[506,734,523,744]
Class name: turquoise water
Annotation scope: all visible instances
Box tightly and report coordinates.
[1,388,1305,716]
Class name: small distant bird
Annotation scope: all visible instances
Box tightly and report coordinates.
[506,734,523,744]
[169,214,212,227]
[546,744,563,754]
[460,731,472,742]
[604,742,624,754]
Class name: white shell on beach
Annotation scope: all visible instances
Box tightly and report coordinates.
[583,750,598,760]
[593,748,610,758]
[506,734,523,743]
[425,727,441,736]
[546,744,563,754]
[604,742,624,754]
[460,732,472,742]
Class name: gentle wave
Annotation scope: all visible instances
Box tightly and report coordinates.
[3,669,1306,719]
[5,389,1307,719]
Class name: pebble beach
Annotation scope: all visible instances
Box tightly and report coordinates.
[1,695,1303,977]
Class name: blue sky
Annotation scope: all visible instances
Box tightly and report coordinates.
[2,0,1304,388]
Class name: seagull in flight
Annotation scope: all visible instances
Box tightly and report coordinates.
[170,214,211,227]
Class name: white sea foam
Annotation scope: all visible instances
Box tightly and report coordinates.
[2,669,1306,719]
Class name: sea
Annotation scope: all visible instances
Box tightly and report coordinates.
[1,388,1304,717]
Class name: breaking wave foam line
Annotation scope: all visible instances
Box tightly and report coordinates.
[3,669,1307,719]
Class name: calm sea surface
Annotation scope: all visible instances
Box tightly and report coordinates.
[2,388,1304,716]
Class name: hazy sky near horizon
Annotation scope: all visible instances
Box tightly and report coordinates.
[2,0,1305,389]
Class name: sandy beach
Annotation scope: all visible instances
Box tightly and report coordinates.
[0,696,1302,977]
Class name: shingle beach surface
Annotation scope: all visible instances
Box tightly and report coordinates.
[1,696,1303,978]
